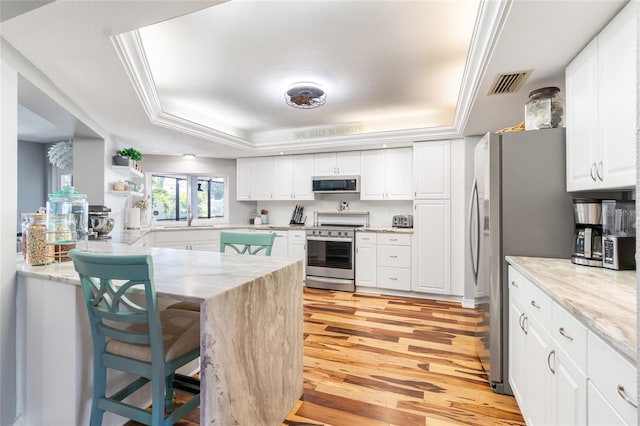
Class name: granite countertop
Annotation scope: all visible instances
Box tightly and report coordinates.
[506,256,636,362]
[357,227,414,234]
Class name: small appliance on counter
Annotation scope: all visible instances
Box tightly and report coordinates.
[88,205,115,239]
[602,200,635,270]
[392,214,413,228]
[571,198,603,267]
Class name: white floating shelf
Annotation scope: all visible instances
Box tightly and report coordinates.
[111,165,144,178]
[110,190,144,197]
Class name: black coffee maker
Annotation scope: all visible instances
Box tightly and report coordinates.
[571,199,603,267]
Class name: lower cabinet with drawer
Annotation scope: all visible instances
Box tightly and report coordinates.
[355,232,411,292]
[508,266,635,425]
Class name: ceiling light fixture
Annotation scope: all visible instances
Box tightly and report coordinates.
[183,153,195,159]
[285,82,326,109]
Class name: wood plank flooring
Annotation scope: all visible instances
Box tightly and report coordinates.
[126,288,524,426]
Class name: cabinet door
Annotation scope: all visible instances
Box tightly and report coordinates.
[314,153,338,175]
[508,296,527,408]
[597,1,636,189]
[524,318,553,426]
[287,230,307,278]
[272,155,294,200]
[292,154,315,200]
[236,158,251,200]
[385,147,413,200]
[271,232,289,257]
[336,151,361,175]
[360,150,386,200]
[587,381,627,426]
[551,349,587,426]
[250,157,274,200]
[413,141,450,198]
[412,200,450,294]
[355,234,376,287]
[565,39,599,191]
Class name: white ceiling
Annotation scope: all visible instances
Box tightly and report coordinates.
[0,0,628,158]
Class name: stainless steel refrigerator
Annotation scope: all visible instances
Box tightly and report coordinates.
[468,128,574,395]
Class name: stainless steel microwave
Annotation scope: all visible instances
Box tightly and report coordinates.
[312,176,360,193]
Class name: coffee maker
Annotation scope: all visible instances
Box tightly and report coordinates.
[602,200,635,270]
[571,199,603,267]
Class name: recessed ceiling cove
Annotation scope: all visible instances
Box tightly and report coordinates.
[113,0,484,151]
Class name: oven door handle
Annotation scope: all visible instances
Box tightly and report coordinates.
[306,236,353,242]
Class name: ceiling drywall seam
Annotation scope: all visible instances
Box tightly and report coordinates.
[0,37,109,142]
[455,0,513,135]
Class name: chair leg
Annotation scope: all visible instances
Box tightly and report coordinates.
[91,365,107,426]
[164,372,175,413]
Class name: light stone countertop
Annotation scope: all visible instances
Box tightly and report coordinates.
[506,256,636,362]
[357,227,414,234]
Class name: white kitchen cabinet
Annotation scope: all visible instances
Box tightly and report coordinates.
[412,200,450,294]
[588,382,627,426]
[287,230,306,278]
[587,331,637,425]
[355,232,376,287]
[313,151,360,176]
[565,1,636,191]
[272,156,295,200]
[272,154,315,200]
[413,140,450,199]
[360,147,413,200]
[376,233,411,291]
[551,346,587,426]
[151,229,221,251]
[236,156,274,200]
[270,230,288,257]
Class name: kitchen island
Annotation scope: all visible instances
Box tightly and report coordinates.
[16,243,303,426]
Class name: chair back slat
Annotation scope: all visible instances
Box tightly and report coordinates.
[69,250,163,357]
[220,231,276,256]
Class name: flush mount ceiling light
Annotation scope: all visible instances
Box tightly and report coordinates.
[285,82,326,109]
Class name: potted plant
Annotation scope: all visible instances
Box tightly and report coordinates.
[112,147,143,166]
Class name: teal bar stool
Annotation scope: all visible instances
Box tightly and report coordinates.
[219,231,276,255]
[168,231,276,313]
[69,249,201,426]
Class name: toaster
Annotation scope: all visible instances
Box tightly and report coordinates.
[392,215,413,228]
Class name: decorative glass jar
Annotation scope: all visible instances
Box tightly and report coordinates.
[525,86,563,130]
[26,214,54,266]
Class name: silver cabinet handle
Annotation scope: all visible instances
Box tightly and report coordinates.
[362,237,370,240]
[530,300,541,309]
[518,313,525,332]
[389,238,398,241]
[596,160,603,181]
[617,385,638,408]
[389,255,398,258]
[389,277,398,281]
[547,350,556,375]
[590,162,597,182]
[519,313,528,335]
[559,327,574,341]
[511,280,519,288]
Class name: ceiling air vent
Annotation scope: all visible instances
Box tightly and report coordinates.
[487,70,532,95]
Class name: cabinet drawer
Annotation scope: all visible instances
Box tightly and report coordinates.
[288,230,306,241]
[508,266,527,304]
[587,331,637,425]
[377,245,411,268]
[377,266,411,291]
[356,232,377,245]
[377,233,411,245]
[521,277,552,331]
[552,303,587,373]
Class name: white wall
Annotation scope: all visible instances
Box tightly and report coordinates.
[1,58,19,426]
[17,141,47,233]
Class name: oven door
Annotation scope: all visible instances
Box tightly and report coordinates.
[306,236,354,280]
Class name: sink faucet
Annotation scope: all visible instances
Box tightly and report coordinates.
[187,205,193,226]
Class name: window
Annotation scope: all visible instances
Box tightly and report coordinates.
[151,174,228,222]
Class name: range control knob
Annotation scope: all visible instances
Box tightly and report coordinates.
[338,231,343,236]
[328,231,332,236]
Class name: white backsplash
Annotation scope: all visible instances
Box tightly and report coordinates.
[258,194,413,227]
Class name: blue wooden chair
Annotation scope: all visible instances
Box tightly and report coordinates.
[219,231,276,255]
[68,249,200,426]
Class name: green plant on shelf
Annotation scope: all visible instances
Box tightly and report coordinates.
[117,147,143,161]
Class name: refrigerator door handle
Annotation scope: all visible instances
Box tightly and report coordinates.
[468,178,480,285]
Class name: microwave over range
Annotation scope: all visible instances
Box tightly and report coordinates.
[312,175,360,194]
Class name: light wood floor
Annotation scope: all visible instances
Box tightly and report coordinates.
[128,288,524,426]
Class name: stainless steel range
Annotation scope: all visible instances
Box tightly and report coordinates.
[305,224,361,292]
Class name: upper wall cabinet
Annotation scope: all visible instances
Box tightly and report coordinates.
[236,157,274,200]
[314,151,361,176]
[413,140,451,199]
[272,154,315,200]
[360,147,413,200]
[565,1,636,191]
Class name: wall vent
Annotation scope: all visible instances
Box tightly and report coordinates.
[487,70,532,95]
